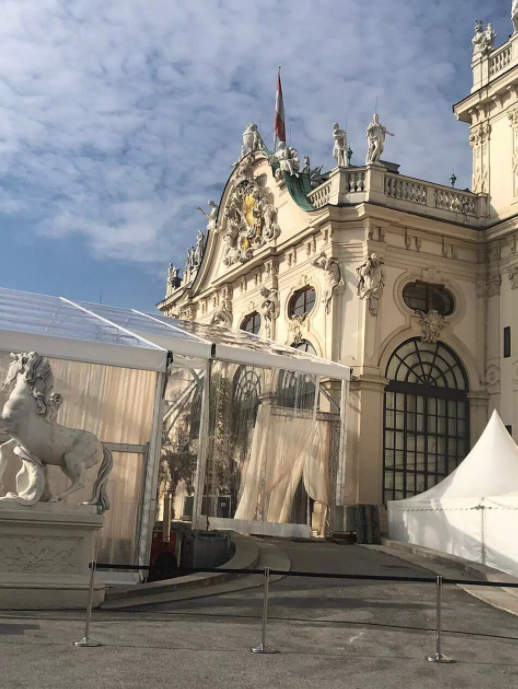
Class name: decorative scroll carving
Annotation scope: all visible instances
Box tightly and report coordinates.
[469,121,491,194]
[222,175,280,267]
[417,310,446,344]
[486,364,500,388]
[356,253,385,317]
[0,537,76,574]
[259,287,279,338]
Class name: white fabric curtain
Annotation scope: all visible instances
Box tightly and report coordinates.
[0,352,157,564]
[234,405,330,523]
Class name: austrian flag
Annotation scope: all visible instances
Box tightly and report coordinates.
[274,69,286,146]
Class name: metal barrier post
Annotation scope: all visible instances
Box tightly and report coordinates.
[426,575,454,663]
[251,567,278,654]
[74,561,102,648]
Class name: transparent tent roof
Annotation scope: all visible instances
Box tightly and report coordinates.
[0,287,350,380]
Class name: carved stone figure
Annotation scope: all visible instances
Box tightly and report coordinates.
[197,199,219,230]
[302,156,311,174]
[366,114,394,165]
[168,263,179,281]
[270,142,300,178]
[222,176,280,266]
[194,231,206,266]
[232,124,266,167]
[259,287,279,338]
[312,252,343,314]
[333,123,348,168]
[514,0,518,33]
[211,291,233,327]
[0,352,112,509]
[288,313,309,345]
[356,253,386,316]
[417,309,446,344]
[472,20,497,56]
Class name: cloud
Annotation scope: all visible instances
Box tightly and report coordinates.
[0,0,511,270]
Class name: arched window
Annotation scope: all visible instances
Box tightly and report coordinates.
[403,282,454,316]
[277,339,317,409]
[289,287,316,318]
[241,312,261,335]
[384,338,469,503]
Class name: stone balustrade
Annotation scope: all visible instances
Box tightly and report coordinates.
[489,43,513,77]
[308,165,485,226]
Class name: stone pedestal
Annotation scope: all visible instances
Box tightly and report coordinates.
[0,502,105,610]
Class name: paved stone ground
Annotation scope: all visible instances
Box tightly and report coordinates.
[2,540,518,689]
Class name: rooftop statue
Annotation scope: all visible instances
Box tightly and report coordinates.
[366,114,394,165]
[197,199,219,230]
[514,0,518,33]
[232,123,266,166]
[333,123,348,168]
[472,20,497,56]
[0,352,112,509]
[269,141,300,178]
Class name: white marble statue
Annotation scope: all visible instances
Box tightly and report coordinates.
[260,287,280,338]
[333,123,348,168]
[302,156,311,174]
[0,352,112,509]
[232,123,266,166]
[473,20,497,56]
[312,252,343,314]
[168,263,179,282]
[271,141,300,177]
[194,231,206,266]
[366,114,394,165]
[513,0,518,33]
[356,253,385,316]
[197,199,219,230]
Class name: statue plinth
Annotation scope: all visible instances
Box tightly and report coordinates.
[0,502,105,610]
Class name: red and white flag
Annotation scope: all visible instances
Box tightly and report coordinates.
[274,69,286,147]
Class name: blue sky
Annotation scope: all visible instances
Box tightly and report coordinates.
[0,0,513,311]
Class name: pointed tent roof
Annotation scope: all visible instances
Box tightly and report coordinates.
[392,410,518,505]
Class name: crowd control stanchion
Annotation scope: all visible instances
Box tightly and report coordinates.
[426,575,454,663]
[74,561,102,648]
[251,567,278,654]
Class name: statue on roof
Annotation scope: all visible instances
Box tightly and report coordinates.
[472,20,497,56]
[333,123,348,168]
[269,141,300,178]
[194,231,206,267]
[366,114,394,165]
[197,199,219,230]
[514,0,518,33]
[232,123,266,167]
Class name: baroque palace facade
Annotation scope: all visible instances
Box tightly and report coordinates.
[158,8,518,512]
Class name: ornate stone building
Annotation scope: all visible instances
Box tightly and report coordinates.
[158,8,518,513]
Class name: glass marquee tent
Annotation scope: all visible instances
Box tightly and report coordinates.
[0,287,350,578]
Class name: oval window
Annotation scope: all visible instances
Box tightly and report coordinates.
[289,286,316,318]
[403,282,454,316]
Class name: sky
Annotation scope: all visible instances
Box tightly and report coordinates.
[0,0,513,311]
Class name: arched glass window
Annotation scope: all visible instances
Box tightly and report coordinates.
[277,339,317,409]
[384,338,469,503]
[403,282,454,316]
[241,312,261,335]
[289,287,316,318]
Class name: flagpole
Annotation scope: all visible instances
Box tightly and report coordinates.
[274,66,281,151]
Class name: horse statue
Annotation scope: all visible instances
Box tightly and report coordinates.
[0,352,112,511]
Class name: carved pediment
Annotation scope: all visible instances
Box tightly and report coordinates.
[222,169,280,268]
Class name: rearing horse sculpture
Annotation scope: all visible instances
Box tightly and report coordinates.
[0,352,112,510]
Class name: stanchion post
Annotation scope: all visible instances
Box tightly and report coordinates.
[251,566,278,654]
[426,575,454,663]
[74,561,102,648]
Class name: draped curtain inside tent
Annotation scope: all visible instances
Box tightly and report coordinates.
[0,353,157,564]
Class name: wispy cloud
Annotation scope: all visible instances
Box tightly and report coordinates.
[0,0,511,270]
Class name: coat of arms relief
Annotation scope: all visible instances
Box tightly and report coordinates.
[222,167,281,267]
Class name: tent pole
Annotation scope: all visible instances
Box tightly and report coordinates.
[192,359,212,531]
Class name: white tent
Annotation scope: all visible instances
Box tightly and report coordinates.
[388,410,518,576]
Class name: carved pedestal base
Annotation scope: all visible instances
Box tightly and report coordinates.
[0,502,105,610]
